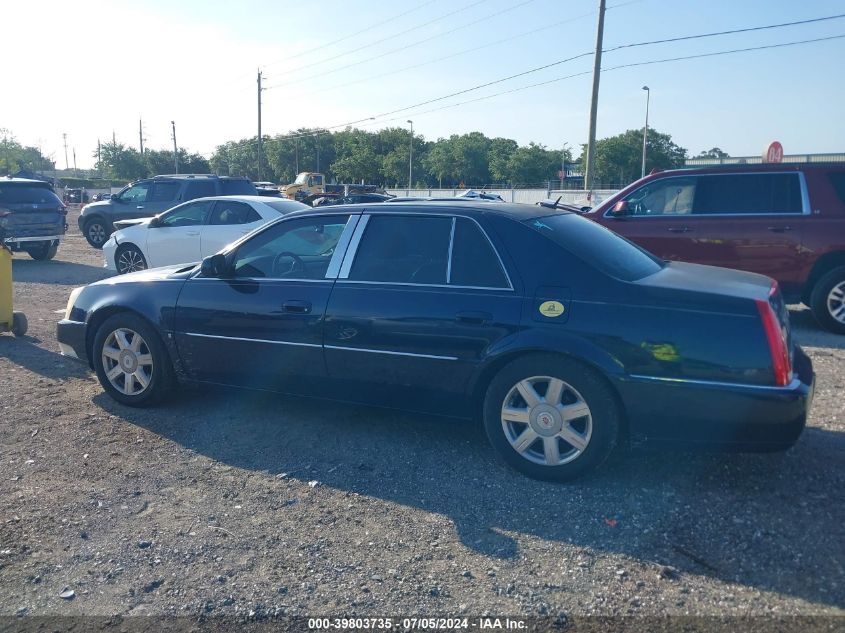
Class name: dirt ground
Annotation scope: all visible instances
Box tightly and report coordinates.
[1,209,843,626]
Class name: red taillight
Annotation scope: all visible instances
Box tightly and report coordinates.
[755,284,791,386]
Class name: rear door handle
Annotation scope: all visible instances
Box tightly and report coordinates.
[136,205,145,209]
[186,231,200,236]
[455,310,492,325]
[767,226,792,232]
[667,227,692,233]
[282,300,312,314]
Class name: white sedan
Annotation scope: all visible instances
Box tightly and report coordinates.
[103,196,308,274]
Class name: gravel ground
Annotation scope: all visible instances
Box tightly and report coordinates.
[1,209,843,624]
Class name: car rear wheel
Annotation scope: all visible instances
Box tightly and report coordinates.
[26,241,58,260]
[92,313,173,407]
[483,354,621,481]
[809,266,845,334]
[84,218,109,248]
[115,243,147,274]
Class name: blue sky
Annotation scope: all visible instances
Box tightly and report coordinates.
[6,0,845,168]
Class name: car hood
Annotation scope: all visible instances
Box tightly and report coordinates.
[80,200,113,214]
[92,263,198,286]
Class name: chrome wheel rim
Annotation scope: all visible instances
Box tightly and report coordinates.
[101,328,153,396]
[117,248,146,274]
[501,375,592,466]
[88,223,106,245]
[827,281,845,324]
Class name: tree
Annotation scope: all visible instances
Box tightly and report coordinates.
[503,142,558,185]
[95,142,146,180]
[0,130,55,175]
[450,132,492,185]
[423,139,457,188]
[487,137,518,183]
[583,128,687,186]
[697,147,729,158]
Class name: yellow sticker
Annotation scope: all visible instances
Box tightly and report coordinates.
[539,301,565,318]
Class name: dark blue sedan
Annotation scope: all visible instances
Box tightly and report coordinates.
[57,202,814,481]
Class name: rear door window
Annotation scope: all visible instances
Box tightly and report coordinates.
[220,180,257,195]
[693,173,803,214]
[209,201,261,225]
[0,185,62,205]
[449,218,509,288]
[160,200,213,227]
[827,172,845,205]
[348,215,452,284]
[183,180,216,200]
[149,181,181,203]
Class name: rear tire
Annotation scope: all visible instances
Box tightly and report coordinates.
[26,241,58,261]
[84,217,110,249]
[809,266,845,334]
[92,313,174,407]
[483,354,621,482]
[115,243,147,274]
[11,312,28,337]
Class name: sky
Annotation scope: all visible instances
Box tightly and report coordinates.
[4,0,845,170]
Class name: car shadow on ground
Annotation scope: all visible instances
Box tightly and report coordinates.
[93,386,845,610]
[11,258,110,286]
[789,307,845,351]
[0,335,90,380]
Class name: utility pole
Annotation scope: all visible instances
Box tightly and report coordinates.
[112,131,116,145]
[72,148,77,176]
[139,118,145,156]
[295,137,299,173]
[257,69,263,181]
[315,132,320,172]
[62,133,69,170]
[560,142,569,190]
[584,0,606,193]
[407,120,414,191]
[641,86,650,179]
[97,139,101,166]
[171,120,178,174]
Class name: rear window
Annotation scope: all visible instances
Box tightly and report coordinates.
[524,213,663,281]
[221,180,257,195]
[694,173,802,214]
[0,185,62,205]
[828,172,845,206]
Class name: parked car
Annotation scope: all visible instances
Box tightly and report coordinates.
[585,163,845,333]
[102,196,308,274]
[91,192,112,202]
[314,193,394,206]
[537,197,591,213]
[63,188,89,205]
[58,202,813,481]
[78,174,257,248]
[0,177,67,260]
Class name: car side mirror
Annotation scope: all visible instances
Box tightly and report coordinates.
[200,253,229,278]
[611,200,630,216]
[110,193,118,200]
[148,217,162,228]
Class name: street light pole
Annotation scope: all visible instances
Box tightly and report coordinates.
[407,120,414,191]
[560,142,569,190]
[641,86,650,179]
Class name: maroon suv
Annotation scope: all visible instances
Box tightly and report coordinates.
[585,163,845,333]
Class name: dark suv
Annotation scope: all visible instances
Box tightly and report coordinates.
[78,174,257,248]
[0,177,67,260]
[586,163,845,333]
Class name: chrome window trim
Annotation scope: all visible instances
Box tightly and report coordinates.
[603,171,812,219]
[325,344,458,361]
[629,373,800,392]
[336,212,514,290]
[338,215,370,279]
[189,277,333,283]
[335,279,513,292]
[325,215,361,279]
[184,332,321,348]
[446,217,456,283]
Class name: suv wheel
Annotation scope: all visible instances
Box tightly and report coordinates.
[92,313,174,407]
[26,241,58,261]
[115,243,147,274]
[810,266,845,334]
[84,218,109,248]
[483,354,621,482]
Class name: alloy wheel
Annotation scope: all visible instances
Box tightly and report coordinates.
[88,223,106,246]
[101,328,154,396]
[827,281,845,324]
[117,248,147,274]
[501,375,592,466]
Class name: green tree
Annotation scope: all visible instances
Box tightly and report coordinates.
[95,142,146,180]
[422,139,457,188]
[583,128,687,186]
[696,147,729,158]
[504,142,558,185]
[0,130,55,175]
[487,137,518,184]
[450,132,491,185]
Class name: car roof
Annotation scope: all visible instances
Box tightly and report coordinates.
[283,200,562,221]
[148,173,250,180]
[1,177,53,186]
[658,162,845,177]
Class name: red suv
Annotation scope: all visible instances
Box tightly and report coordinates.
[585,163,845,333]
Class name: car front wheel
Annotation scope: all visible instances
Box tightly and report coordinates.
[92,313,173,407]
[810,266,845,334]
[115,243,147,274]
[483,354,621,481]
[84,218,110,248]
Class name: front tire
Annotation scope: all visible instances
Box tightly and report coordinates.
[26,241,58,260]
[11,312,28,337]
[809,266,845,334]
[92,313,174,407]
[84,217,110,248]
[483,354,621,482]
[115,243,147,274]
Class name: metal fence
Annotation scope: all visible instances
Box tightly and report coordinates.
[385,188,620,206]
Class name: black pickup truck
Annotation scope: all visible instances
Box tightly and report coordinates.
[0,177,67,260]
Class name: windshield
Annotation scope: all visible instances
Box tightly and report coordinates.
[524,213,663,281]
[294,173,308,185]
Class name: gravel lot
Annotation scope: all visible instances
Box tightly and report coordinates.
[1,209,843,625]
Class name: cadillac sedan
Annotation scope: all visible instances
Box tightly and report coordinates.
[57,202,814,481]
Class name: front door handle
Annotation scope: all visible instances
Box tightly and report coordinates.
[282,300,312,314]
[186,231,200,236]
[767,226,793,232]
[136,205,145,209]
[455,310,492,325]
[667,227,692,233]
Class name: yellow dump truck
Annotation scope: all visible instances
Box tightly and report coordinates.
[281,172,326,201]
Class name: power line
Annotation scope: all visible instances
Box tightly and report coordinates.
[265,0,489,81]
[265,0,539,91]
[262,0,439,68]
